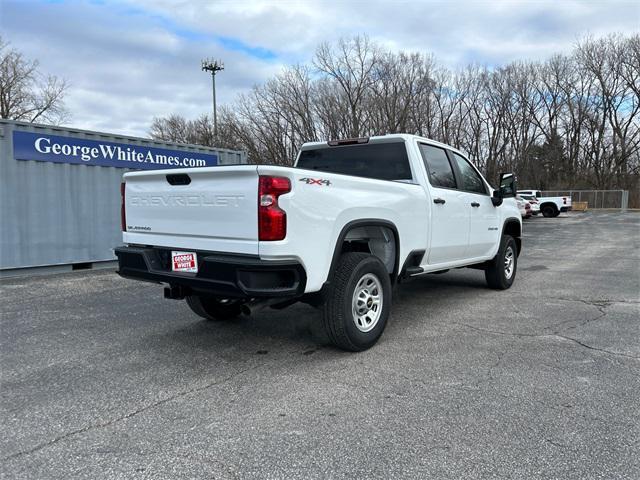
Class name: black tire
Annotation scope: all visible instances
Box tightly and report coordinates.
[186,295,243,321]
[322,252,392,352]
[485,235,517,290]
[541,205,557,217]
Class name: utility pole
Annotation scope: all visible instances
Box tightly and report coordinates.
[201,59,224,138]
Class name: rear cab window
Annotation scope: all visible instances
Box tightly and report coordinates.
[296,141,413,182]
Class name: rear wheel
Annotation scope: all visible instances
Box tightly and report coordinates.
[485,235,517,290]
[186,295,243,321]
[322,252,392,352]
[541,204,557,217]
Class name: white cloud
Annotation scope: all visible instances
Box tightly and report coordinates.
[1,0,637,137]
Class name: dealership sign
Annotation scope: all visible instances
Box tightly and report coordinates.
[12,131,217,170]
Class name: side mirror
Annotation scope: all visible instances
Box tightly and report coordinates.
[491,190,503,207]
[491,172,517,207]
[499,172,516,197]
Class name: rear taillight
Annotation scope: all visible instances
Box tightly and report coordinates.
[563,197,567,205]
[120,182,126,231]
[258,176,291,241]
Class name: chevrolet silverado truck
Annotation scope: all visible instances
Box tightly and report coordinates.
[517,190,572,217]
[115,134,522,351]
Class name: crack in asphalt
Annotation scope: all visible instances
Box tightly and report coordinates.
[0,363,263,463]
[472,346,508,389]
[453,322,639,360]
[550,303,609,335]
[545,438,569,450]
[450,297,639,360]
[554,334,640,360]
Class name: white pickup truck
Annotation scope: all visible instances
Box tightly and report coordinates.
[116,134,522,351]
[517,190,572,217]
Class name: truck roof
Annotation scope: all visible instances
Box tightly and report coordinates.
[300,134,469,158]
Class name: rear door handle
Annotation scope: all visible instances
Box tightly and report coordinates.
[433,198,446,205]
[471,202,480,207]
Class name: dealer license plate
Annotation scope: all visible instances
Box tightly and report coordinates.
[171,251,198,273]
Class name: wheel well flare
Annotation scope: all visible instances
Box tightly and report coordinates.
[503,220,522,254]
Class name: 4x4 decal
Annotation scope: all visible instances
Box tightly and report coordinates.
[299,177,332,186]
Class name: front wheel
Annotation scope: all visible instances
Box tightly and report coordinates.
[186,295,244,321]
[485,235,517,290]
[322,253,392,351]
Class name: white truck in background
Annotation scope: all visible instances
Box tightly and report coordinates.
[116,134,522,351]
[517,190,572,217]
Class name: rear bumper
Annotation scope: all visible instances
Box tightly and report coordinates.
[115,246,306,298]
[561,206,572,212]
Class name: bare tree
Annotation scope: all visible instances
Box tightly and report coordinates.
[0,37,69,124]
[149,114,189,143]
[575,35,640,187]
[151,33,640,202]
[149,113,225,148]
[314,36,380,138]
[369,52,433,134]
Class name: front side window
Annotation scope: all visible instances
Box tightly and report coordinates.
[418,144,456,189]
[451,153,487,194]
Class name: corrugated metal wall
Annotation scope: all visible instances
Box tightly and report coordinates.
[0,120,247,271]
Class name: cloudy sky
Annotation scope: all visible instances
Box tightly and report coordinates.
[2,0,638,137]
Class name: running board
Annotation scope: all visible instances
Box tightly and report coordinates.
[404,266,424,276]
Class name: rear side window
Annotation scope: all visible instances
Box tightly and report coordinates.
[451,153,487,194]
[296,142,412,181]
[418,144,456,189]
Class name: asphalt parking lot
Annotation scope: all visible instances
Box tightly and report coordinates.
[1,211,639,479]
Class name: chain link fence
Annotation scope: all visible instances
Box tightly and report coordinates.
[541,190,629,211]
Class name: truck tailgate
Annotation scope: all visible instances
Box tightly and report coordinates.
[122,166,259,255]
